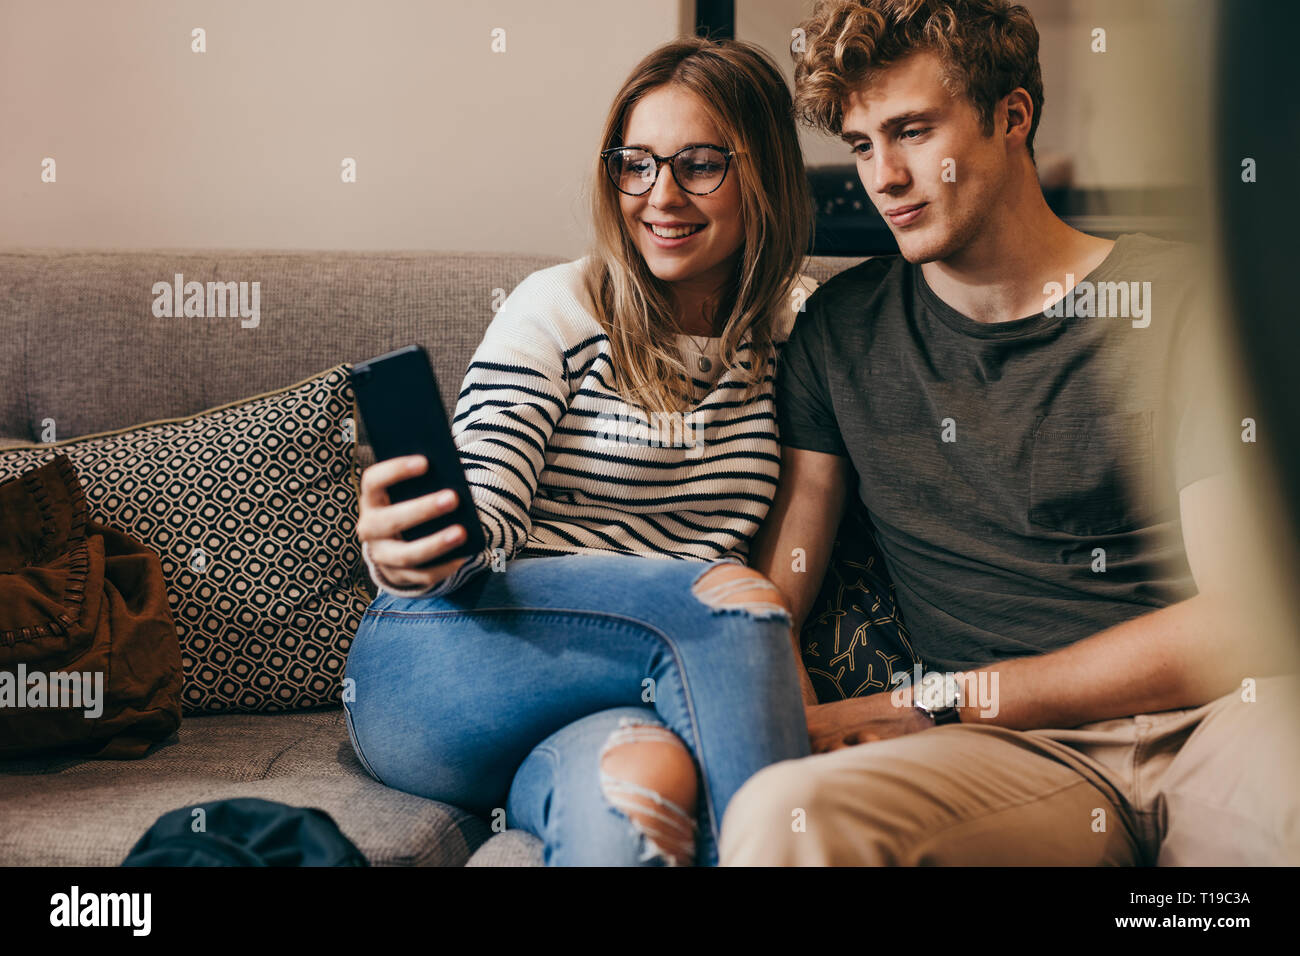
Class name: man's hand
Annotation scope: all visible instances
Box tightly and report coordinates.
[806,692,934,753]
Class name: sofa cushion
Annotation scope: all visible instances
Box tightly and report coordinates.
[0,366,371,714]
[0,709,491,866]
[466,830,545,867]
[0,250,566,450]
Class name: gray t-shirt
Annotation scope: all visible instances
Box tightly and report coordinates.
[777,234,1232,670]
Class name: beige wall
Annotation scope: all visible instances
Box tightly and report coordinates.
[1,0,687,257]
[1,0,1209,257]
[736,0,1211,188]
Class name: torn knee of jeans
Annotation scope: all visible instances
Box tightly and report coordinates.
[690,564,791,621]
[599,718,699,866]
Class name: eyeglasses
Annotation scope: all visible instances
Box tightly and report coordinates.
[600,144,736,197]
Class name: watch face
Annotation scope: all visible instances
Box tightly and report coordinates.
[942,674,960,708]
[916,671,961,710]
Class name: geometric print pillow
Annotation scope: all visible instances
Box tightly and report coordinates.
[0,365,372,714]
[799,493,921,703]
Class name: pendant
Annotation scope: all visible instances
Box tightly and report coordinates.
[698,356,712,373]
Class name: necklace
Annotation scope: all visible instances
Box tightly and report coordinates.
[685,333,713,373]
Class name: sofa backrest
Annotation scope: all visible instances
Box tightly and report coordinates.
[0,249,862,465]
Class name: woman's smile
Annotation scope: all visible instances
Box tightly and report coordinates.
[644,220,708,246]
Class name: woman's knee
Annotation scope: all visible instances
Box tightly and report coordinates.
[676,563,799,691]
[690,563,790,620]
[599,718,700,866]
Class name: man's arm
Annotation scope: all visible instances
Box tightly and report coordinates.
[750,445,853,705]
[958,472,1298,729]
[813,471,1297,750]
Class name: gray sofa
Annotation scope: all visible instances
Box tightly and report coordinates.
[0,248,857,866]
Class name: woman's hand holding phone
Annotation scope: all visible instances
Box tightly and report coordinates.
[358,455,471,591]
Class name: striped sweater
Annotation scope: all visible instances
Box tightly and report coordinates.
[362,257,818,598]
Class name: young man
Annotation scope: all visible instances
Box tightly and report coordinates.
[720,0,1300,865]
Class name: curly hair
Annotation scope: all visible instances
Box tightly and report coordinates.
[793,0,1044,159]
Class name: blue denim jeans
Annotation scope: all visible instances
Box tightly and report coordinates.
[343,552,810,865]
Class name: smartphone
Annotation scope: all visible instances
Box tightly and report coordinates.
[350,345,486,566]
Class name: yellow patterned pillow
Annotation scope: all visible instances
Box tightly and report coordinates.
[800,497,919,702]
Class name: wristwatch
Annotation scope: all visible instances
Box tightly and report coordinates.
[913,672,963,726]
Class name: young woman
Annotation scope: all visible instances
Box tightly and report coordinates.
[346,36,816,866]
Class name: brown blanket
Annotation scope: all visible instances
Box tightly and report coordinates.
[0,455,182,758]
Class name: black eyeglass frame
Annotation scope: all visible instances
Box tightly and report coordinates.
[599,143,738,197]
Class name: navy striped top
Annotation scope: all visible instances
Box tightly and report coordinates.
[363,258,817,597]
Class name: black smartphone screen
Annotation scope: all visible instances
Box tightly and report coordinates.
[350,345,486,566]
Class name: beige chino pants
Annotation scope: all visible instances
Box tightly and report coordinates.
[719,675,1300,866]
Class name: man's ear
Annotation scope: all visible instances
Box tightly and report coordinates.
[1002,88,1034,149]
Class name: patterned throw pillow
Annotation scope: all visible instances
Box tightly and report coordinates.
[0,366,371,714]
[800,496,920,702]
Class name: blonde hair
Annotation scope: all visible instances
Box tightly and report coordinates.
[583,37,813,415]
[793,0,1044,159]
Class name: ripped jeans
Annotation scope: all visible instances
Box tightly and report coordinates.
[343,552,810,865]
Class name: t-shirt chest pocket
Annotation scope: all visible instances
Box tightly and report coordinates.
[1027,410,1155,536]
